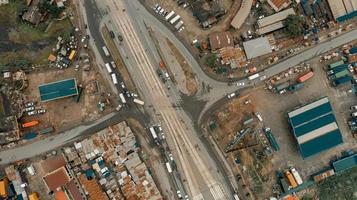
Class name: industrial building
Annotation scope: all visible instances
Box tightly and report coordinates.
[333,153,357,172]
[257,8,296,35]
[287,97,343,159]
[327,0,357,22]
[208,31,234,51]
[38,78,78,102]
[267,0,292,12]
[243,37,272,59]
[230,0,253,29]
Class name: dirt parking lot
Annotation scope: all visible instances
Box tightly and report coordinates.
[20,63,114,136]
[250,56,357,177]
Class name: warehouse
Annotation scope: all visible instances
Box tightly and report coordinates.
[257,8,296,35]
[327,0,357,22]
[39,78,78,102]
[287,97,343,159]
[243,37,272,59]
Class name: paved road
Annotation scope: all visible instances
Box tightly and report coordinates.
[0,111,144,165]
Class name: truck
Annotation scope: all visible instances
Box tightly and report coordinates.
[22,120,39,128]
[313,169,335,182]
[263,127,280,151]
[290,168,303,185]
[175,21,184,30]
[326,64,349,75]
[233,194,240,200]
[165,162,172,173]
[119,93,126,104]
[285,171,298,188]
[105,63,112,73]
[68,50,76,61]
[348,118,357,126]
[111,73,118,84]
[170,15,181,24]
[328,60,344,70]
[165,11,175,21]
[102,46,110,57]
[275,82,290,92]
[332,75,352,86]
[287,82,304,91]
[328,69,349,80]
[149,127,158,140]
[297,71,314,83]
[133,98,145,105]
[110,61,117,68]
[248,73,260,80]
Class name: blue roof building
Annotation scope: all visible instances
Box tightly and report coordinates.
[287,97,343,159]
[333,153,357,172]
[39,78,78,102]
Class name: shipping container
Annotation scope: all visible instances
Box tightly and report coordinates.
[133,98,145,105]
[313,169,335,182]
[165,162,172,173]
[105,63,112,73]
[290,168,303,185]
[328,60,344,70]
[29,192,39,200]
[111,74,118,84]
[285,171,298,188]
[165,11,175,21]
[287,83,304,91]
[263,127,280,151]
[332,75,352,86]
[68,50,76,61]
[297,71,314,83]
[350,47,357,55]
[23,132,38,140]
[275,82,290,92]
[348,54,357,63]
[102,46,110,57]
[22,120,39,128]
[170,15,181,24]
[327,64,349,75]
[248,73,260,80]
[119,93,126,104]
[329,69,349,80]
[149,127,158,139]
[279,177,290,192]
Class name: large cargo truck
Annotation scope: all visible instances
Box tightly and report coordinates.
[22,120,39,128]
[102,46,110,57]
[287,83,304,91]
[285,171,298,188]
[297,71,314,83]
[133,98,145,105]
[111,74,118,85]
[328,60,344,70]
[328,69,349,80]
[332,75,352,86]
[313,169,335,182]
[170,15,181,24]
[263,127,280,151]
[175,21,184,30]
[165,162,172,173]
[149,127,158,139]
[165,11,175,21]
[275,82,290,92]
[290,168,303,185]
[105,63,112,74]
[327,64,349,75]
[248,73,260,80]
[119,93,126,104]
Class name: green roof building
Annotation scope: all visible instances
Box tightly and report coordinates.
[39,78,78,102]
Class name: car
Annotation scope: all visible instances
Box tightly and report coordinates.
[237,82,245,86]
[81,36,86,43]
[38,109,46,114]
[258,15,265,19]
[27,110,37,116]
[120,82,126,89]
[115,104,122,111]
[25,102,35,107]
[227,92,236,99]
[155,6,161,13]
[168,153,174,161]
[351,105,357,110]
[161,132,165,139]
[177,191,182,199]
[348,64,354,73]
[183,3,189,8]
[255,112,263,122]
[351,111,357,117]
[75,64,80,71]
[118,34,123,42]
[25,106,35,112]
[178,26,185,32]
[184,195,189,200]
[131,93,138,98]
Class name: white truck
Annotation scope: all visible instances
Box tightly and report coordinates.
[248,73,260,80]
[165,11,175,21]
[102,46,110,57]
[105,63,112,73]
[166,162,173,173]
[291,167,303,185]
[119,93,126,104]
[149,127,158,139]
[111,73,118,84]
[170,15,181,24]
[133,98,145,105]
[175,21,184,30]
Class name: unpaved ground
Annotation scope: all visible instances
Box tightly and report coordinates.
[21,64,114,135]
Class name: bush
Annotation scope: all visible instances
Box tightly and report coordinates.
[283,15,306,37]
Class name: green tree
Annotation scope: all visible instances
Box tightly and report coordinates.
[206,54,217,68]
[38,0,64,18]
[283,15,306,37]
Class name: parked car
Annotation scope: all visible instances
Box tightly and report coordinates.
[351,105,357,110]
[25,107,35,112]
[25,102,35,107]
[168,153,174,161]
[351,111,357,117]
[120,82,126,89]
[38,109,46,114]
[227,92,236,99]
[177,191,182,199]
[28,110,37,116]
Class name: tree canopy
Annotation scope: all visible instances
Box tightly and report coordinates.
[38,0,64,18]
[283,15,306,37]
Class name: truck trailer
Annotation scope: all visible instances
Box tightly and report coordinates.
[170,15,181,24]
[105,63,112,73]
[165,11,175,21]
[175,21,184,30]
[327,63,349,75]
[111,74,118,84]
[263,127,280,151]
[133,98,145,105]
[290,168,303,185]
[149,127,158,139]
[332,75,352,86]
[248,73,260,80]
[297,71,313,83]
[285,171,298,188]
[102,46,110,57]
[328,69,349,80]
[328,60,344,70]
[119,93,126,104]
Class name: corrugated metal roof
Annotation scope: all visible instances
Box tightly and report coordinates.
[297,122,338,143]
[257,21,284,35]
[327,0,347,19]
[333,153,357,172]
[294,113,336,137]
[243,37,272,59]
[288,97,329,118]
[257,8,296,28]
[231,0,253,29]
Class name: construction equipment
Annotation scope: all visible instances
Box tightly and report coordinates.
[225,143,259,153]
[224,128,251,153]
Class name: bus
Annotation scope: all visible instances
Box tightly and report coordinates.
[105,63,112,73]
[111,73,118,84]
[119,93,126,104]
[102,46,110,57]
[170,15,181,24]
[165,11,175,21]
[165,162,172,173]
[133,98,145,105]
[149,127,158,139]
[248,73,260,80]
